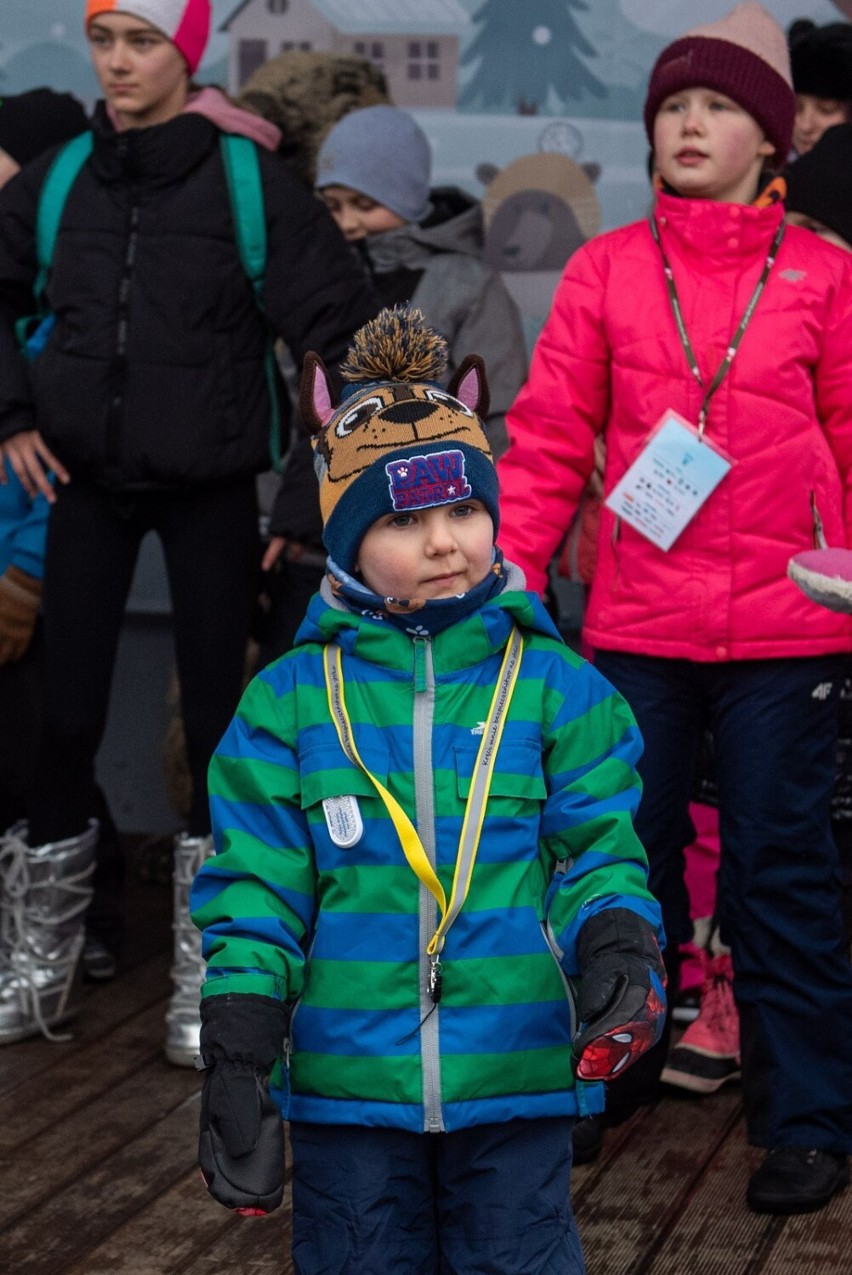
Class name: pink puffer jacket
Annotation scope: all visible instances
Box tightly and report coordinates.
[497,191,852,661]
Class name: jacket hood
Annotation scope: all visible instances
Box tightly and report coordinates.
[183,87,282,151]
[367,185,485,271]
[103,86,282,151]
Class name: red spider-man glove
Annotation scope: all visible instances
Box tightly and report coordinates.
[197,993,288,1215]
[572,909,667,1082]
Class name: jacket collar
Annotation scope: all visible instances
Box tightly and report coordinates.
[653,187,785,260]
[90,100,220,189]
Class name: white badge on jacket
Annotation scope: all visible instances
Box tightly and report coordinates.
[322,795,364,847]
[605,410,732,551]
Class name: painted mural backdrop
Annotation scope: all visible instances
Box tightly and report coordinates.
[2,0,849,340]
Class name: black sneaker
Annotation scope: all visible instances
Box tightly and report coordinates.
[572,1115,605,1166]
[82,934,118,982]
[747,1147,850,1214]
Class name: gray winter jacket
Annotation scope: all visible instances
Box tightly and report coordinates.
[363,187,528,459]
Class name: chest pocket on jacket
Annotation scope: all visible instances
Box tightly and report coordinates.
[299,743,389,850]
[453,741,547,809]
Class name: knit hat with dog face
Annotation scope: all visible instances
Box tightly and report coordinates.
[85,1,211,74]
[644,2,795,160]
[302,306,498,575]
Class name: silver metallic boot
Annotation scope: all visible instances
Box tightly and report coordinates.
[0,821,98,1043]
[164,831,213,1067]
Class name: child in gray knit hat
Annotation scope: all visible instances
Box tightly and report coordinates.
[314,105,527,460]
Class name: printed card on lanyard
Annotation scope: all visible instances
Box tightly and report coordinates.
[605,409,732,551]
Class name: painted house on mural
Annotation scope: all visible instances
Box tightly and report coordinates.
[221,0,470,106]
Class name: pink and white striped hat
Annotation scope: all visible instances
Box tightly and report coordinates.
[85,1,211,74]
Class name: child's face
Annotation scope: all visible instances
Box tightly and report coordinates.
[792,94,850,156]
[355,500,494,600]
[785,211,852,254]
[320,185,407,241]
[654,87,774,204]
[87,13,188,129]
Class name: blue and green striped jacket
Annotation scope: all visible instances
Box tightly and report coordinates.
[192,584,663,1132]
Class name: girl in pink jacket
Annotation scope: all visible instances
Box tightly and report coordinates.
[497,1,852,1218]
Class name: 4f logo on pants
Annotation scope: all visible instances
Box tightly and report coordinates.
[811,682,833,701]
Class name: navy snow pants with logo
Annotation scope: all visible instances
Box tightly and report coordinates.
[289,1117,585,1274]
[595,652,852,1153]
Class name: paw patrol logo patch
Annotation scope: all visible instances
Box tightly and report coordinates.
[385,450,472,511]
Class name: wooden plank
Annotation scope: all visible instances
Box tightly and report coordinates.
[572,1089,745,1275]
[0,1057,200,1232]
[0,998,172,1152]
[634,1107,773,1275]
[0,1088,202,1273]
[175,1198,295,1275]
[59,1171,244,1275]
[38,1128,293,1275]
[755,1186,852,1274]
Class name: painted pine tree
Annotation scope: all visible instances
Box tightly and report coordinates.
[460,0,605,114]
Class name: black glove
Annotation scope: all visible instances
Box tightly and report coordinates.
[572,908,666,1082]
[197,993,289,1215]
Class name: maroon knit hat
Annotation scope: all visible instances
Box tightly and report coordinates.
[644,2,795,160]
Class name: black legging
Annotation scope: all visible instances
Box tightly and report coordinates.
[30,478,259,845]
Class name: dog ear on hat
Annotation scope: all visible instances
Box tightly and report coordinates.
[447,354,490,422]
[300,351,337,433]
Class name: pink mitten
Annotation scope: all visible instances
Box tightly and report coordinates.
[788,548,852,614]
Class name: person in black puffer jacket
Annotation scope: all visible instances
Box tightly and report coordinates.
[0,0,377,1059]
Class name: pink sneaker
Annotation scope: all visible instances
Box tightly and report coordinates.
[661,952,741,1095]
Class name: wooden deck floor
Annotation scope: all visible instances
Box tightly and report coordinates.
[1,840,849,1275]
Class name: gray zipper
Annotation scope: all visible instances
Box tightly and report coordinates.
[540,920,578,1037]
[413,637,444,1132]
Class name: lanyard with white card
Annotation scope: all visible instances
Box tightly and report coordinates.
[605,215,784,551]
[605,410,732,551]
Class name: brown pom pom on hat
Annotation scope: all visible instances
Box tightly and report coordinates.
[644,2,795,160]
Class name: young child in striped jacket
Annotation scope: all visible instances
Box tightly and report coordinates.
[190,307,665,1275]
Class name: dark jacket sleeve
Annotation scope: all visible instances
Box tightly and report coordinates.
[268,432,324,545]
[0,155,54,441]
[258,153,380,401]
[258,154,380,539]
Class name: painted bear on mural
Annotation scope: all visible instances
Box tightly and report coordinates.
[476,130,602,342]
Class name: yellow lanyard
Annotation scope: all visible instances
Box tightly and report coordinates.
[323,627,524,959]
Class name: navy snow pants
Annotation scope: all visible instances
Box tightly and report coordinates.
[289,1117,585,1274]
[595,651,852,1152]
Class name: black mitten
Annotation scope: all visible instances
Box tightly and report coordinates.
[197,993,288,1215]
[572,908,666,1082]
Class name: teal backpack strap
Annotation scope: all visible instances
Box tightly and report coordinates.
[33,132,94,310]
[219,132,283,472]
[16,131,93,358]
